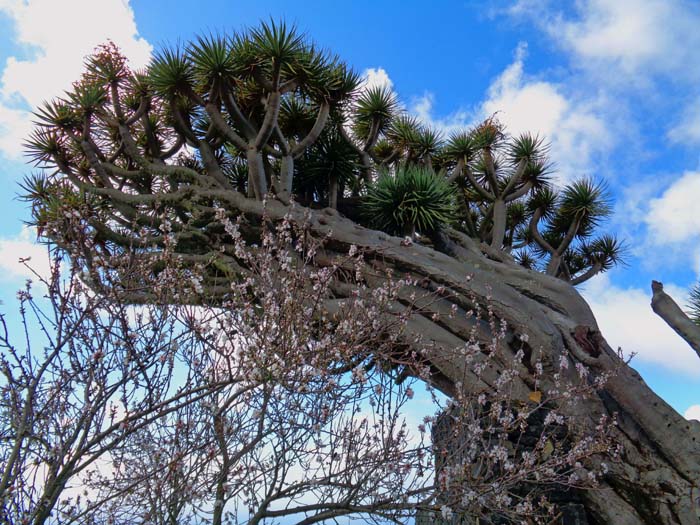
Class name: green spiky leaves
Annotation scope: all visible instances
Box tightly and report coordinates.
[149,46,196,98]
[471,117,504,150]
[188,34,238,93]
[249,19,306,64]
[34,100,81,130]
[279,96,317,137]
[85,42,129,84]
[24,129,67,167]
[413,127,443,161]
[583,234,627,271]
[559,178,611,224]
[295,126,359,198]
[508,133,548,164]
[148,21,359,107]
[528,187,558,218]
[68,82,108,116]
[386,115,421,149]
[688,283,700,326]
[444,131,477,162]
[353,86,398,142]
[363,165,456,235]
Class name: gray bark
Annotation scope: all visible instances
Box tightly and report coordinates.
[186,194,700,523]
[59,158,700,522]
[651,280,700,360]
[246,149,267,200]
[278,155,294,202]
[490,199,507,249]
[271,203,699,524]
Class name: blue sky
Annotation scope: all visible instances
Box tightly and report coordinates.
[0,0,698,419]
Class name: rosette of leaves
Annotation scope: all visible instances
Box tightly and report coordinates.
[352,85,398,145]
[294,124,360,205]
[363,164,456,236]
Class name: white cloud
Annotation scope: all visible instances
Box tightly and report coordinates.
[508,0,700,82]
[667,99,700,146]
[645,171,700,244]
[477,43,611,183]
[362,46,613,186]
[361,67,393,92]
[408,92,471,137]
[0,0,152,159]
[0,103,32,158]
[0,227,51,281]
[560,1,671,71]
[685,404,700,421]
[502,1,700,151]
[581,274,700,376]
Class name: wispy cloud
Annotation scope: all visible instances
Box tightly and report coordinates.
[504,0,700,82]
[0,226,51,281]
[645,171,700,245]
[408,92,471,137]
[477,43,612,183]
[667,99,700,146]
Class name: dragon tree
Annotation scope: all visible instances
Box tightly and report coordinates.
[21,21,700,524]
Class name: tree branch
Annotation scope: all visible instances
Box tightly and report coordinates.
[463,166,495,202]
[291,101,330,157]
[254,91,282,151]
[204,102,249,151]
[651,280,700,359]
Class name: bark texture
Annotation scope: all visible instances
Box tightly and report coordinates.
[252,199,700,524]
[30,32,684,524]
[651,280,700,360]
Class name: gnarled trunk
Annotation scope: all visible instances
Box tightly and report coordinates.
[69,178,700,522]
[242,199,700,524]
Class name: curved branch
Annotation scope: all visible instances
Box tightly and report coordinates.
[445,157,465,185]
[159,135,185,160]
[223,90,256,140]
[528,209,555,255]
[291,101,330,158]
[502,158,527,197]
[362,116,382,152]
[570,262,602,286]
[204,102,249,151]
[338,124,372,184]
[463,166,495,202]
[124,96,150,126]
[504,180,532,202]
[254,91,281,151]
[651,280,700,359]
[482,148,499,197]
[169,101,199,146]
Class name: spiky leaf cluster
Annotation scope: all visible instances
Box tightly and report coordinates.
[688,284,700,326]
[21,20,623,292]
[363,165,455,235]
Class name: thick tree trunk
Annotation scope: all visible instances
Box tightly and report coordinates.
[246,149,267,200]
[277,155,294,203]
[490,198,507,249]
[208,195,700,523]
[106,185,700,523]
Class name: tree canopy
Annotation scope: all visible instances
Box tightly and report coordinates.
[11,19,700,525]
[23,20,624,298]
